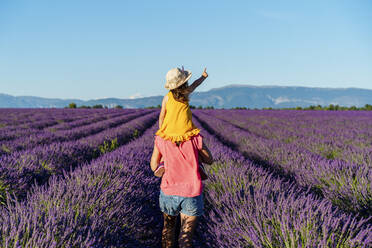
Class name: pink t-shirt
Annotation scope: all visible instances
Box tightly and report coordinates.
[155,134,203,197]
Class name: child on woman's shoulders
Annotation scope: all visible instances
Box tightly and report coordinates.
[154,66,208,178]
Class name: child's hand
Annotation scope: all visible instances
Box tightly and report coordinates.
[154,161,165,177]
[202,68,208,78]
[189,67,208,93]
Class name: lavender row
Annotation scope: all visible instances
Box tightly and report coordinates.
[0,121,162,247]
[45,110,132,131]
[192,117,372,248]
[0,109,54,127]
[0,111,92,140]
[0,109,140,148]
[0,110,129,143]
[207,109,372,167]
[0,113,370,247]
[0,108,103,131]
[194,110,372,216]
[0,111,158,204]
[0,110,148,156]
[208,109,372,165]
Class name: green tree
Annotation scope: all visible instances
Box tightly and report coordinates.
[308,105,315,110]
[328,104,335,111]
[79,105,91,109]
[68,102,77,108]
[349,106,357,111]
[316,105,323,110]
[364,104,372,111]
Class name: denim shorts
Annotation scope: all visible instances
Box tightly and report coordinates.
[159,190,204,217]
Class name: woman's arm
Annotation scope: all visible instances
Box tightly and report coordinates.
[198,142,213,165]
[188,68,208,94]
[150,142,162,172]
[158,95,168,129]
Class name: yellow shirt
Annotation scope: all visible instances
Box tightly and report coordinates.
[155,91,200,143]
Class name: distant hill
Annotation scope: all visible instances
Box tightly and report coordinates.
[1,85,372,108]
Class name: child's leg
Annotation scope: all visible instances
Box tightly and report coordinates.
[178,213,198,247]
[162,213,177,248]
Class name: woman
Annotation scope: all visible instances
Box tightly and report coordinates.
[150,133,213,248]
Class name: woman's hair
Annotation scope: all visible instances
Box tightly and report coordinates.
[171,82,191,103]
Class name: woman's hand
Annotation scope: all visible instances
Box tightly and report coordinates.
[202,68,208,78]
[198,142,213,165]
[150,143,162,172]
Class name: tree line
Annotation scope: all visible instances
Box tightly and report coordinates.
[260,104,372,111]
[66,103,123,109]
[66,102,372,111]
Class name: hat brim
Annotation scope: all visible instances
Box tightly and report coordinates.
[165,70,192,90]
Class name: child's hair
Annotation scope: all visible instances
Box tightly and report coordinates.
[170,82,191,103]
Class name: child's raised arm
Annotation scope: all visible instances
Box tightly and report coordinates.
[188,68,208,94]
[158,94,168,129]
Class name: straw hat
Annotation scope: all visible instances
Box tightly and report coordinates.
[165,67,192,90]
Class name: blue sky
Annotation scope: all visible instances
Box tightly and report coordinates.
[0,0,371,100]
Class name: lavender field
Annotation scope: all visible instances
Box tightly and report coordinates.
[0,108,371,247]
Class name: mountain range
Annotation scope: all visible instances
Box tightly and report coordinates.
[1,84,372,108]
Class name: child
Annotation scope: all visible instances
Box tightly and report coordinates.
[154,66,208,178]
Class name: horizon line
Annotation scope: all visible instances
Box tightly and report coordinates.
[2,83,372,100]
